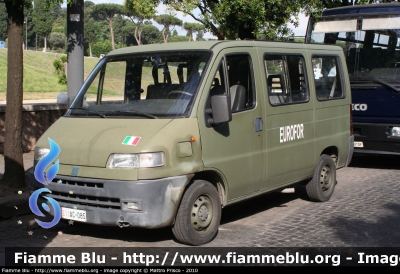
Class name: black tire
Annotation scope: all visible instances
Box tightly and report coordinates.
[306,154,337,202]
[172,180,221,246]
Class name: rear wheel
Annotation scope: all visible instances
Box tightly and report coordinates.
[306,154,336,202]
[172,180,221,246]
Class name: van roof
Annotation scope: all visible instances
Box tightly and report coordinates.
[107,40,342,56]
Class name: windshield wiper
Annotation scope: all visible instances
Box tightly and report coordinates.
[370,77,400,94]
[69,107,107,118]
[113,110,158,119]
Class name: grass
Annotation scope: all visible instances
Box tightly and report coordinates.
[0,48,100,101]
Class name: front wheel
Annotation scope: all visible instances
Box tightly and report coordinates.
[172,180,221,246]
[306,154,337,202]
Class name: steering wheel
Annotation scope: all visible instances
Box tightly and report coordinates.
[168,91,193,99]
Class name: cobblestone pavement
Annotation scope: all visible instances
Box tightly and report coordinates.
[1,154,400,265]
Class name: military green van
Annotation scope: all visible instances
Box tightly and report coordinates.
[29,40,354,246]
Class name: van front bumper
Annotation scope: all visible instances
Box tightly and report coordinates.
[28,168,193,228]
[353,122,400,155]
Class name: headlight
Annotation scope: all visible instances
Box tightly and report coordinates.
[106,152,165,169]
[390,127,400,137]
[34,147,50,165]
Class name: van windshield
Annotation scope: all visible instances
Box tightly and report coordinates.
[308,15,400,84]
[68,51,211,118]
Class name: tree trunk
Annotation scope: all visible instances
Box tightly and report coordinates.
[1,0,26,189]
[63,61,67,78]
[109,19,115,50]
[44,36,47,52]
[89,43,92,57]
[134,26,141,46]
[138,28,142,46]
[162,28,168,43]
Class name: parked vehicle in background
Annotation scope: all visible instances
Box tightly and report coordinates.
[29,40,353,246]
[0,41,5,48]
[305,3,400,155]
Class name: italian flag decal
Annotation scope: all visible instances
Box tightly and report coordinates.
[122,136,141,146]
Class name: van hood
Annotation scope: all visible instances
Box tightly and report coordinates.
[36,117,172,167]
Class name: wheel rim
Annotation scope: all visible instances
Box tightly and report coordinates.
[190,195,213,231]
[320,164,333,192]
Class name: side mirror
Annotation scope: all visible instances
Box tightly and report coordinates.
[208,94,232,125]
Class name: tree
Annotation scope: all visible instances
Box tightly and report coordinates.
[153,14,182,43]
[196,30,205,41]
[84,0,94,9]
[91,40,112,56]
[164,0,311,40]
[140,22,162,44]
[0,0,31,190]
[51,6,66,34]
[84,3,97,56]
[53,55,67,84]
[92,3,123,50]
[183,22,205,41]
[50,2,61,20]
[124,0,157,46]
[48,31,66,49]
[0,0,64,192]
[23,5,35,49]
[0,2,7,41]
[32,0,54,52]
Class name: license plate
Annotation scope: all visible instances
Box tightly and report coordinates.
[354,141,364,148]
[62,207,87,222]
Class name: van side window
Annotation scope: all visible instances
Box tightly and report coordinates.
[312,56,344,100]
[264,55,309,105]
[225,54,256,112]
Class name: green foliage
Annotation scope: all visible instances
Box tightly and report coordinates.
[92,3,124,49]
[183,22,205,41]
[84,15,98,45]
[53,57,67,85]
[60,55,67,63]
[154,14,182,43]
[48,32,66,49]
[84,1,96,9]
[91,40,112,57]
[0,2,7,41]
[164,0,322,40]
[92,3,124,19]
[140,24,162,44]
[51,10,66,35]
[32,0,53,37]
[123,0,157,46]
[154,14,183,29]
[169,35,189,43]
[124,0,157,19]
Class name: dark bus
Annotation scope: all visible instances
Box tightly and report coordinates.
[305,3,400,155]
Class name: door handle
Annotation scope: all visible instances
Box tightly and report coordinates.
[255,116,263,132]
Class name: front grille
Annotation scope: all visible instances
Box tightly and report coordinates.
[51,178,103,188]
[46,191,120,209]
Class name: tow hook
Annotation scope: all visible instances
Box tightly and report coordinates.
[117,221,130,228]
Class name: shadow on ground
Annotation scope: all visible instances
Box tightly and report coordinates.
[348,153,400,170]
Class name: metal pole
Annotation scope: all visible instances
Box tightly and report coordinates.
[67,0,84,108]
